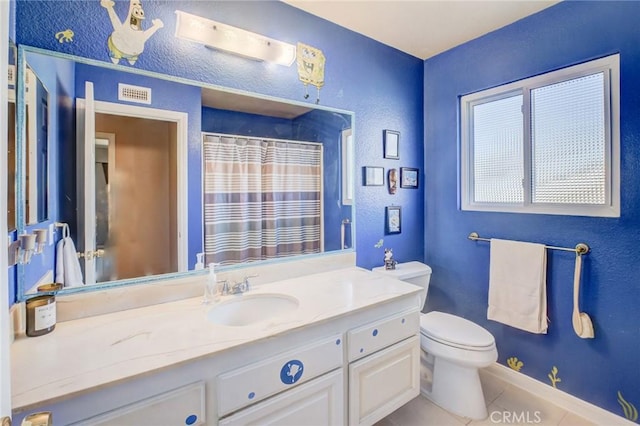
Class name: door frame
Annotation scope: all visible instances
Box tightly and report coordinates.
[76,98,189,277]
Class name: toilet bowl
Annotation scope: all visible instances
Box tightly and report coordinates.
[372,261,498,420]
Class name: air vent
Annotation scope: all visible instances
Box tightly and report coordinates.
[8,65,15,86]
[118,83,152,104]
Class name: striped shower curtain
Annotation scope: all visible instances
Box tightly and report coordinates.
[203,133,323,265]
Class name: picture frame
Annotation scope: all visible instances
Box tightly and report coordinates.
[383,130,400,160]
[385,206,402,234]
[400,167,419,188]
[363,166,384,186]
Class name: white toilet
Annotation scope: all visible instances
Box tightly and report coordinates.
[372,261,497,420]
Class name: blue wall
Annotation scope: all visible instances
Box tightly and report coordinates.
[424,1,640,421]
[8,0,15,42]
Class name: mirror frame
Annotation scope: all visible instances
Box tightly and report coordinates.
[16,45,356,302]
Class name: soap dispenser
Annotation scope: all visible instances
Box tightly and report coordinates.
[195,253,205,271]
[203,263,219,304]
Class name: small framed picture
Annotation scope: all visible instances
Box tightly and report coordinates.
[385,206,401,234]
[400,167,419,188]
[363,166,384,186]
[383,130,400,160]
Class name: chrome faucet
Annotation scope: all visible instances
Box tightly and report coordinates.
[219,279,231,296]
[222,274,258,295]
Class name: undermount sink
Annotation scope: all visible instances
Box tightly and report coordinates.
[207,293,300,327]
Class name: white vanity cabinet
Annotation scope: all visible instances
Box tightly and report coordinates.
[216,334,344,424]
[11,268,424,426]
[214,311,420,426]
[219,370,344,426]
[70,382,206,426]
[347,311,421,426]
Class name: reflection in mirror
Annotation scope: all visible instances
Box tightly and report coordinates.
[17,47,354,301]
[8,41,16,231]
[24,64,49,224]
[93,132,113,282]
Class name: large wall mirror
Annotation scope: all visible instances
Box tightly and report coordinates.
[16,46,355,300]
[7,41,16,232]
[24,62,49,224]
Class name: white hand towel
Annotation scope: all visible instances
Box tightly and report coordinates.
[488,238,547,334]
[55,237,85,288]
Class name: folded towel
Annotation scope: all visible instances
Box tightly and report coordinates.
[55,236,85,288]
[488,238,547,334]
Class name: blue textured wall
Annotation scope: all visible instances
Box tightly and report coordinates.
[8,0,15,42]
[14,0,423,288]
[424,1,640,421]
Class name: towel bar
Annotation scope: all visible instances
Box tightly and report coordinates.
[468,232,590,255]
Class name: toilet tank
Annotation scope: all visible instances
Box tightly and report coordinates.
[372,261,432,309]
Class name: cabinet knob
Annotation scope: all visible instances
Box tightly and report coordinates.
[21,412,52,426]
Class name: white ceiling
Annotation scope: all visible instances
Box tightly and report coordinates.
[283,0,560,60]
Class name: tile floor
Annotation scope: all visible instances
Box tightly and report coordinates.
[376,370,598,426]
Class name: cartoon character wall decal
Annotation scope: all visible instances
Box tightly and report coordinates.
[100,0,163,65]
[55,29,75,43]
[297,42,325,104]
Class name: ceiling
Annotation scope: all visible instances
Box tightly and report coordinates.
[202,1,561,118]
[283,0,560,60]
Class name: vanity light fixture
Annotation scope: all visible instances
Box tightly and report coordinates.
[33,228,48,254]
[174,10,296,67]
[7,229,49,266]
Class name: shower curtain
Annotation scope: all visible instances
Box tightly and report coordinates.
[203,133,323,265]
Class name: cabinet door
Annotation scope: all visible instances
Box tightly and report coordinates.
[219,370,344,426]
[70,382,205,426]
[349,336,420,426]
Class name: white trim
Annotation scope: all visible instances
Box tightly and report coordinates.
[485,363,636,425]
[77,99,189,273]
[341,128,354,206]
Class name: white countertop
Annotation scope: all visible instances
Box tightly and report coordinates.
[11,267,421,411]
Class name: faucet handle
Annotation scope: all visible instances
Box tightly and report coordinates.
[219,279,230,295]
[243,274,258,291]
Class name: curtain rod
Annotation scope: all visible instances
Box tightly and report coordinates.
[468,232,590,255]
[202,132,322,147]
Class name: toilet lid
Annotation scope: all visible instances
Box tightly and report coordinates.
[420,311,495,349]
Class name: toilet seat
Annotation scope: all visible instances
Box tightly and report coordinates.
[420,311,495,351]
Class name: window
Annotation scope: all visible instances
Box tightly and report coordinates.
[461,54,619,217]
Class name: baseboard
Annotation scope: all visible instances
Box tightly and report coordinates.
[485,363,635,425]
